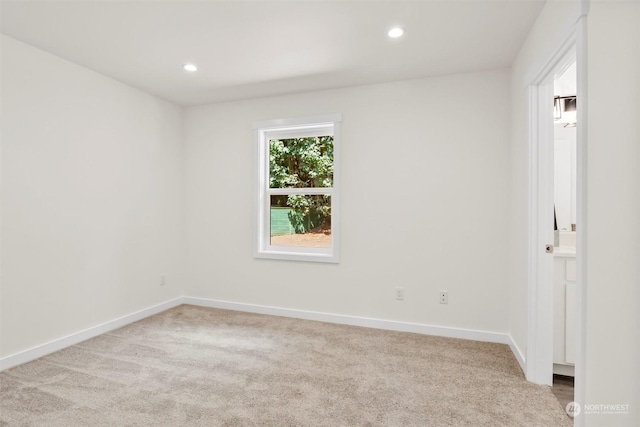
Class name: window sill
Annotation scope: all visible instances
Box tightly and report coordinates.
[254,249,339,264]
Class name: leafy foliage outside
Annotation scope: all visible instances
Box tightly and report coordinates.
[269,136,333,234]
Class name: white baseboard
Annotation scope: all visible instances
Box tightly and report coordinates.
[183,296,514,346]
[0,297,183,371]
[1,295,526,374]
[507,334,527,375]
[553,363,575,377]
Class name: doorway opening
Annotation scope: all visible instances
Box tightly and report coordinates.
[550,60,577,413]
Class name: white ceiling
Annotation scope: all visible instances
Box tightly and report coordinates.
[0,0,545,106]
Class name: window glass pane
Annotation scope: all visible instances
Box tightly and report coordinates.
[270,194,331,248]
[269,136,333,188]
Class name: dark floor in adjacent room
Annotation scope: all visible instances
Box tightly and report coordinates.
[552,374,575,417]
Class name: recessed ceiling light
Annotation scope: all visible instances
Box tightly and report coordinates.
[388,27,405,38]
[183,63,198,72]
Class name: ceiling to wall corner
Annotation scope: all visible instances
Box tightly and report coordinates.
[0,0,545,106]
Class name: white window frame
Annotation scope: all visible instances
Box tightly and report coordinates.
[253,114,341,263]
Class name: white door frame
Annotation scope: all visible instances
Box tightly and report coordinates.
[526,12,588,424]
[527,36,575,385]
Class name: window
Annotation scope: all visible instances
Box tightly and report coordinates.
[254,114,341,263]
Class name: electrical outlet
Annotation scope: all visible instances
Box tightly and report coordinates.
[395,287,404,301]
[160,275,166,286]
[439,291,448,304]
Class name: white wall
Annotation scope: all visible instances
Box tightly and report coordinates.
[184,70,511,333]
[508,0,582,364]
[0,36,184,358]
[584,1,639,425]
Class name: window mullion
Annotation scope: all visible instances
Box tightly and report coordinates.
[268,188,333,196]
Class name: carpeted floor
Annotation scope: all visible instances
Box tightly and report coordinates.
[0,305,571,426]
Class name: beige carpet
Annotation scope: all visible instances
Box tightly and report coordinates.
[0,305,571,426]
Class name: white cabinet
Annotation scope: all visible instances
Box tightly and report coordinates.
[553,255,577,376]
